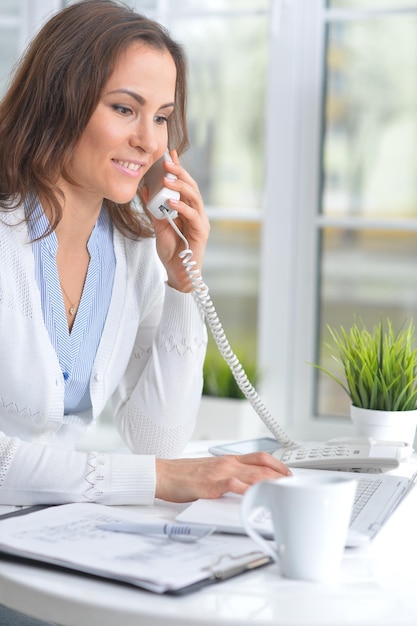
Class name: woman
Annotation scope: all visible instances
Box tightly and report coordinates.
[0,0,290,509]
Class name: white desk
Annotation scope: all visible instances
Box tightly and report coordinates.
[1,446,417,626]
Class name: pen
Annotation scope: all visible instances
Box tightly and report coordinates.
[97,521,216,543]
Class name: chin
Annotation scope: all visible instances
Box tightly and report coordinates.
[105,190,138,205]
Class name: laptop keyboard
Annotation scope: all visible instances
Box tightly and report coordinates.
[350,478,382,522]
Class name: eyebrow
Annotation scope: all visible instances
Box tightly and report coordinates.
[107,88,175,109]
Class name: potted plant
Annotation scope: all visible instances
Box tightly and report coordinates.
[312,317,417,446]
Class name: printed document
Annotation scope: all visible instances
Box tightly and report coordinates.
[0,503,270,594]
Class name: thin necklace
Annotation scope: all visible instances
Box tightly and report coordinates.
[60,283,80,316]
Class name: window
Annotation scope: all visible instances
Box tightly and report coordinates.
[270,0,417,440]
[0,0,22,95]
[7,0,417,443]
[0,1,62,97]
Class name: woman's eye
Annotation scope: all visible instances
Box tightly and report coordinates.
[112,104,132,115]
[154,115,168,125]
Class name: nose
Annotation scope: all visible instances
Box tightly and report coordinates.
[130,117,158,154]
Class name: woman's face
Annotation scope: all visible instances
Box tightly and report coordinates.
[64,42,177,207]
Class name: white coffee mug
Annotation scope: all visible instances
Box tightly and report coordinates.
[241,474,357,581]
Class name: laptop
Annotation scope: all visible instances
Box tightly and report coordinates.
[176,467,417,548]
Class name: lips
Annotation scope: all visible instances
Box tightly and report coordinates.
[112,159,144,178]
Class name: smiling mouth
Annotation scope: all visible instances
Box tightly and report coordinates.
[114,159,141,172]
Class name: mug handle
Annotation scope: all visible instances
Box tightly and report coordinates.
[240,481,279,562]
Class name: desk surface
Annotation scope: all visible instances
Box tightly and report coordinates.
[1,446,417,626]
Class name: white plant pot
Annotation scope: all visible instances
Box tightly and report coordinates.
[350,405,417,447]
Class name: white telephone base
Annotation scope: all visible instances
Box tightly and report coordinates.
[273,437,413,473]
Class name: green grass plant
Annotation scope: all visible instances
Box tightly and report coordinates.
[313,318,417,411]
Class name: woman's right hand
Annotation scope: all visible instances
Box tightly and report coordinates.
[155,453,292,503]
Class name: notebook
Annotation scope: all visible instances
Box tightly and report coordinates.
[176,467,417,548]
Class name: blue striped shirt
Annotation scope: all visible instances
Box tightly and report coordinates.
[28,198,115,415]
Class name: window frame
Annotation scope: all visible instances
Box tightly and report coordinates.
[259,0,326,440]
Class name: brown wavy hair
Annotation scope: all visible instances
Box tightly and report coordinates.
[0,0,189,239]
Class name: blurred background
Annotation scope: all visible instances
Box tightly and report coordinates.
[2,0,417,441]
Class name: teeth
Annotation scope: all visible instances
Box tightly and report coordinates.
[117,160,140,171]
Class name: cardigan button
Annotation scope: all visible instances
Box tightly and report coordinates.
[94,373,102,382]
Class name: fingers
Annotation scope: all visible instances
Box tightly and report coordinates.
[163,151,204,218]
[166,149,195,188]
[201,453,291,499]
[236,451,292,477]
[155,453,292,503]
[153,151,208,290]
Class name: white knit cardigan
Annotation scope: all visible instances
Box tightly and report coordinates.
[0,208,207,505]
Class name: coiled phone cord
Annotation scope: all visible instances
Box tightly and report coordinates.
[165,211,296,448]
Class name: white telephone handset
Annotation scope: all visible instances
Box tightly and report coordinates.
[144,152,414,471]
[144,150,179,220]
